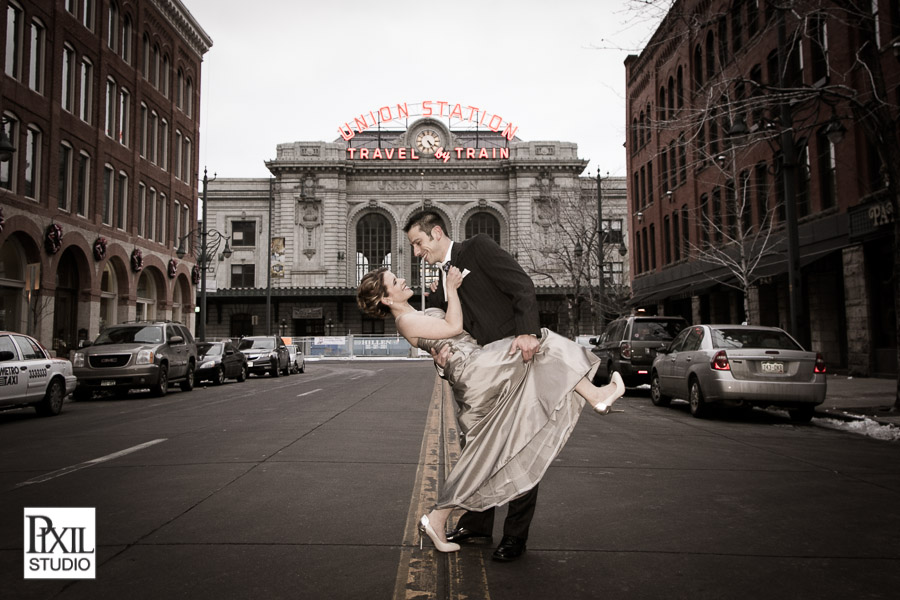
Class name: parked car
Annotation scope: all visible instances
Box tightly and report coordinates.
[0,331,75,416]
[195,340,248,385]
[590,314,688,387]
[287,344,306,374]
[238,336,291,377]
[71,322,198,399]
[649,324,827,422]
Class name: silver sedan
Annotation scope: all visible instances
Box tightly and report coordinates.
[650,324,827,422]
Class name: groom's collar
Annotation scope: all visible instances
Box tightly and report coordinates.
[441,241,454,265]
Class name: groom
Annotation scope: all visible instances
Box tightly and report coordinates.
[404,211,541,562]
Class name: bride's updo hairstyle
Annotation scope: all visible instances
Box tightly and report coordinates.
[357,267,391,318]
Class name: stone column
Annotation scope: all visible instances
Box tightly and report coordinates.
[842,245,870,375]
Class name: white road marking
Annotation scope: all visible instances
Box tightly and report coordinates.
[16,439,168,488]
[296,388,323,397]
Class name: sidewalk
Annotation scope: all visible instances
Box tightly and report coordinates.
[818,373,900,426]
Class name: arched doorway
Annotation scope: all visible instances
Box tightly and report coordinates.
[136,270,158,321]
[100,262,119,330]
[0,236,28,332]
[52,250,80,358]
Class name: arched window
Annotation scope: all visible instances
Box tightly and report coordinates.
[136,271,156,321]
[638,111,645,146]
[100,262,118,330]
[644,106,651,144]
[706,32,715,80]
[172,280,184,326]
[465,212,501,244]
[659,87,666,121]
[676,66,684,108]
[107,2,118,52]
[185,78,193,117]
[355,213,392,285]
[121,15,131,63]
[667,76,675,115]
[693,44,703,90]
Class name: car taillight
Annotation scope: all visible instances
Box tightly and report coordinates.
[619,342,631,359]
[814,352,826,373]
[711,350,730,371]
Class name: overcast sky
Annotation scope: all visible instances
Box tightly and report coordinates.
[182,0,663,182]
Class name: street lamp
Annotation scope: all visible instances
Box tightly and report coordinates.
[175,167,230,342]
[596,167,609,327]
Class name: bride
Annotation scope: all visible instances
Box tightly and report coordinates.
[356,266,625,553]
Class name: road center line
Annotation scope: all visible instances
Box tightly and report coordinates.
[296,388,323,397]
[16,438,168,488]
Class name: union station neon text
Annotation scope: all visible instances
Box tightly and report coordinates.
[345,146,511,160]
[337,100,519,140]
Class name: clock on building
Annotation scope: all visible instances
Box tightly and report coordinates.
[415,129,442,155]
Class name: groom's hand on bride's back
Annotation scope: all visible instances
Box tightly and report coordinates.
[431,345,451,368]
[509,334,540,362]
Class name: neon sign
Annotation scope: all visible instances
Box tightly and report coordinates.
[338,100,518,162]
[337,100,518,140]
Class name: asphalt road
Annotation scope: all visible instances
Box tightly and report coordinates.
[1,361,899,600]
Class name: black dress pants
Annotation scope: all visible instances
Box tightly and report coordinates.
[454,485,538,540]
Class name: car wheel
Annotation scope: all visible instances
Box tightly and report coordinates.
[73,388,92,402]
[180,362,195,392]
[237,364,247,382]
[650,371,671,407]
[271,360,280,377]
[212,365,224,385]
[282,361,291,376]
[298,362,305,374]
[689,379,709,418]
[35,378,65,416]
[788,406,815,423]
[152,364,169,397]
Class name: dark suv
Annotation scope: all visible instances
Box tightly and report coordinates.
[238,336,291,377]
[590,315,688,387]
[72,322,198,399]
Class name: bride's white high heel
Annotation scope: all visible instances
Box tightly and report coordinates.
[594,372,626,415]
[418,515,460,552]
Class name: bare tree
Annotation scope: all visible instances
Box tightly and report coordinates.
[517,181,631,337]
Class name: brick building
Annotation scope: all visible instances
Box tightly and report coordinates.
[625,0,898,375]
[0,0,211,356]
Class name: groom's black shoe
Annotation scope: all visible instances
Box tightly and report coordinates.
[492,535,526,562]
[445,527,492,545]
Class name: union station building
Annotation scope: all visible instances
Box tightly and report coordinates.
[202,113,629,341]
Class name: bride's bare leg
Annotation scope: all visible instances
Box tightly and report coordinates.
[575,372,626,413]
[426,508,455,541]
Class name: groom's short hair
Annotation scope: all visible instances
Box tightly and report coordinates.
[403,211,446,238]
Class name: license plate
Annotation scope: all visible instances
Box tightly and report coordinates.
[761,362,784,374]
[101,380,117,386]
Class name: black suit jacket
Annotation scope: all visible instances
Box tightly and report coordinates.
[426,234,540,345]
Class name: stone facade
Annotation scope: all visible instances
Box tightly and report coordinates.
[202,119,629,340]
